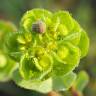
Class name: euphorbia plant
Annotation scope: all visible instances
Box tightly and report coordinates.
[0,9,89,94]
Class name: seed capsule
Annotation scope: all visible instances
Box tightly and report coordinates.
[32,20,46,34]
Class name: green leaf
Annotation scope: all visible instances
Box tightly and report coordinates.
[0,20,17,33]
[12,69,52,93]
[78,30,89,58]
[54,11,74,31]
[19,52,53,80]
[0,52,17,82]
[75,71,89,92]
[0,20,17,49]
[57,19,81,46]
[0,20,17,81]
[52,42,81,76]
[4,31,32,62]
[64,19,81,45]
[0,20,20,64]
[52,72,76,91]
[12,70,76,93]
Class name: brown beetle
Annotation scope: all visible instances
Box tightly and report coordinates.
[32,20,46,34]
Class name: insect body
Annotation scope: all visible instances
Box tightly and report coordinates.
[32,20,46,34]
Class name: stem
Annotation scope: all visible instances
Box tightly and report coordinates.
[70,87,83,96]
[47,91,61,96]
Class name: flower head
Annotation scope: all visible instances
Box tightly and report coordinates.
[6,9,89,80]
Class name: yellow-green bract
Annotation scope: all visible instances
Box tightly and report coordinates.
[5,9,89,93]
[0,20,17,81]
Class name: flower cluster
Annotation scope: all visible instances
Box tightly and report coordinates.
[5,9,89,80]
[4,9,89,93]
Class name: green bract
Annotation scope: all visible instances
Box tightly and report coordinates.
[0,20,17,81]
[5,9,89,93]
[74,71,89,92]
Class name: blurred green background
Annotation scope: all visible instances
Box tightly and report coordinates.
[0,0,96,96]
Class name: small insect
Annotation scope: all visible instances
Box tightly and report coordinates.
[32,20,46,34]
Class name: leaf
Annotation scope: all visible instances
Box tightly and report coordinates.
[65,19,81,45]
[78,30,89,58]
[57,19,81,46]
[0,20,17,33]
[19,52,53,80]
[52,72,76,91]
[0,20,20,62]
[0,20,17,81]
[54,11,74,31]
[74,71,89,92]
[12,69,52,93]
[52,42,81,76]
[0,20,17,49]
[0,53,17,82]
[12,70,76,93]
[4,32,23,61]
